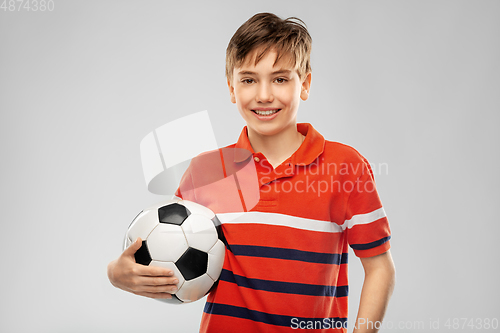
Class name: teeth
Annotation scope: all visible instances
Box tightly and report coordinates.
[254,109,279,116]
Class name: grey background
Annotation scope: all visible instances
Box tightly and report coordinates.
[1,0,499,332]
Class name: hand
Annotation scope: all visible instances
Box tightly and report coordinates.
[107,237,179,299]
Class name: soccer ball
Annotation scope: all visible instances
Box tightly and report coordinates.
[123,199,225,304]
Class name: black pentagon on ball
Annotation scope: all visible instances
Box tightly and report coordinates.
[134,240,152,265]
[158,203,191,225]
[176,247,208,281]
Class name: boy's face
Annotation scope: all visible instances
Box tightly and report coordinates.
[228,49,311,139]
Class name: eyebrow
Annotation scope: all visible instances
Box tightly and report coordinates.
[237,69,292,76]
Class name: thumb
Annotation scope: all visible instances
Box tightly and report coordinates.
[123,237,143,256]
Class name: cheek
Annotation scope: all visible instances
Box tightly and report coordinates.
[277,86,300,107]
[234,87,250,104]
[234,89,251,116]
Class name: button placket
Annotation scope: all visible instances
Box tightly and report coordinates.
[254,156,278,203]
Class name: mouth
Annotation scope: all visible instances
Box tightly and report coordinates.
[251,109,281,116]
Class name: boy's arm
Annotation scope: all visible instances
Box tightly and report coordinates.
[353,250,396,333]
[107,237,179,299]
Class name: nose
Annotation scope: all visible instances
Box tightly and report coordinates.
[256,82,274,103]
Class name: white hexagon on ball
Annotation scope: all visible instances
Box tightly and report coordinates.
[176,274,215,303]
[207,240,225,281]
[147,223,188,262]
[182,214,218,252]
[127,210,158,242]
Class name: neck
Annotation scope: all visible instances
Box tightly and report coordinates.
[247,123,304,168]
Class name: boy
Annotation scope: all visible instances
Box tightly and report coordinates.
[108,12,395,332]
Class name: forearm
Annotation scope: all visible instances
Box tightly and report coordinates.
[353,252,396,333]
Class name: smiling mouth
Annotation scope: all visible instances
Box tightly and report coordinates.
[252,109,281,116]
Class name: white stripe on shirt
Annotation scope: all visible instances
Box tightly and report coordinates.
[217,212,343,234]
[341,207,386,231]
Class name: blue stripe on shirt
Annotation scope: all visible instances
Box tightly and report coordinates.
[219,269,348,297]
[230,244,348,265]
[350,236,391,251]
[204,302,348,329]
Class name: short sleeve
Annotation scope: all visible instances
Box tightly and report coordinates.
[345,158,391,258]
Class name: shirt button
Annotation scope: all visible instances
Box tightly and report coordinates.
[254,156,260,162]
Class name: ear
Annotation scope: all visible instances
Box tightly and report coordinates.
[300,72,312,101]
[227,78,236,104]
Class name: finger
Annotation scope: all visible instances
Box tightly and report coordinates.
[133,291,174,299]
[136,275,179,287]
[123,237,143,256]
[119,276,178,294]
[135,283,179,294]
[134,264,174,278]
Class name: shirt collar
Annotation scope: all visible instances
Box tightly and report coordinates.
[234,123,325,166]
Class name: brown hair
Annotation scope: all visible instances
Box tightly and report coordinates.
[226,12,312,81]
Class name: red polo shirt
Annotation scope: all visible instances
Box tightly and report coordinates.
[176,123,391,332]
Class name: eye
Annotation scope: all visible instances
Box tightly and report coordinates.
[275,77,288,84]
[241,78,254,84]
